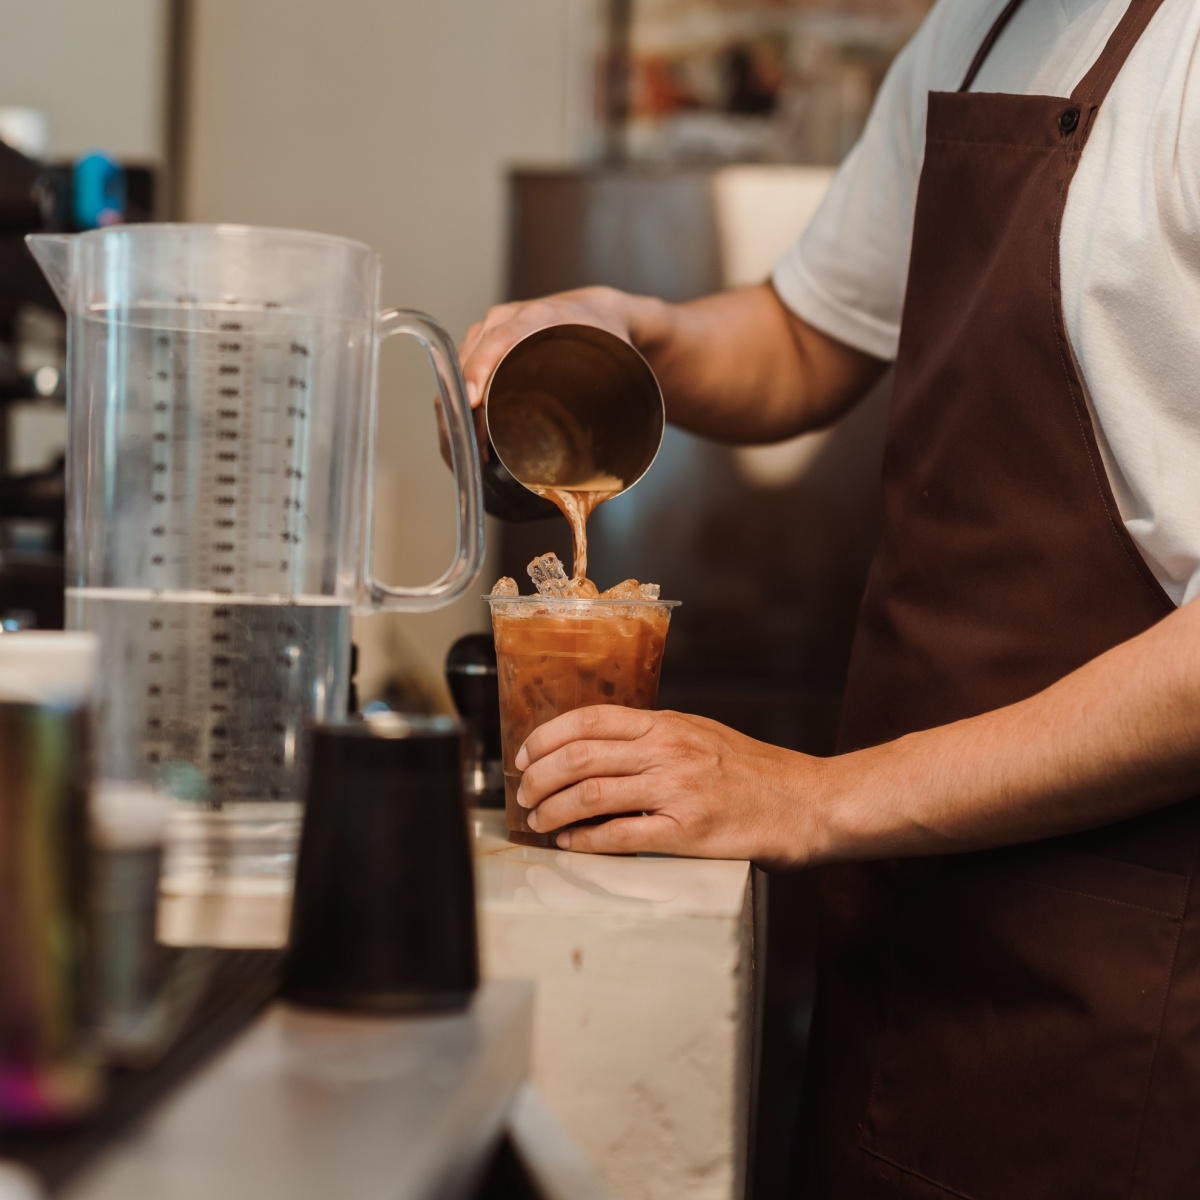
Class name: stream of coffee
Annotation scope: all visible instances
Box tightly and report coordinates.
[531,474,623,582]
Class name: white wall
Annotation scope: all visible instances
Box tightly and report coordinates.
[183,0,597,708]
[0,0,168,160]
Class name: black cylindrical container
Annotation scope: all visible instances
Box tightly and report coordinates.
[281,715,478,1013]
[445,633,504,809]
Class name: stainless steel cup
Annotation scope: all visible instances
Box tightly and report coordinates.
[0,701,101,1128]
[482,324,665,521]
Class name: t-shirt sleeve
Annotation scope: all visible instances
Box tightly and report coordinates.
[771,0,990,361]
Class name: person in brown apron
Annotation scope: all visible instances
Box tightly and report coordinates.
[801,0,1200,1195]
[458,0,1200,1193]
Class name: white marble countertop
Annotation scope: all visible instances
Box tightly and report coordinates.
[159,809,751,945]
[157,810,757,1200]
[471,810,752,918]
[470,812,757,1200]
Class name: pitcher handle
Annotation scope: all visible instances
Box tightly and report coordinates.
[365,309,484,612]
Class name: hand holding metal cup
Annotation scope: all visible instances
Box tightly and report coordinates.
[480,324,665,520]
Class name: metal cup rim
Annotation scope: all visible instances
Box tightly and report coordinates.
[482,323,665,500]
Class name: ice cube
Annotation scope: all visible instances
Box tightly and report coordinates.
[601,579,642,600]
[490,576,519,597]
[637,582,661,600]
[573,578,600,599]
[528,553,574,597]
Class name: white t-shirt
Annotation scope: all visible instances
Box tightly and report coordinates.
[772,0,1200,607]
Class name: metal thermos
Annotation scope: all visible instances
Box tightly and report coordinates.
[0,631,101,1129]
[481,324,665,520]
[0,701,100,1127]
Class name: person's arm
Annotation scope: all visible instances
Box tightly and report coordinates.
[457,283,886,445]
[512,592,1200,868]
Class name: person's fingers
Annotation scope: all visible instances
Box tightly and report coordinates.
[517,736,650,809]
[461,296,603,401]
[555,813,679,855]
[526,772,652,833]
[458,305,527,397]
[516,705,655,771]
[456,312,508,405]
[459,302,518,353]
[457,320,484,365]
[457,290,634,422]
[461,321,528,397]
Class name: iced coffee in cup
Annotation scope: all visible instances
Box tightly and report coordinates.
[487,553,679,848]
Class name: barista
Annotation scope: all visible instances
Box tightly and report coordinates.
[461,0,1200,1195]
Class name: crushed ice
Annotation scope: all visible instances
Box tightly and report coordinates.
[489,556,662,603]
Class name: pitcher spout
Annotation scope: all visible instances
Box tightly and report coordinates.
[25,233,74,307]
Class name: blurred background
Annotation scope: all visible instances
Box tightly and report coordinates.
[0,1,930,1194]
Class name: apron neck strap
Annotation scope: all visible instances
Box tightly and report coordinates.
[959,0,1026,93]
[959,0,1166,105]
[1071,0,1167,106]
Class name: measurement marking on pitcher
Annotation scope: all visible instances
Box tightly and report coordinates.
[204,320,249,806]
[142,323,182,770]
[279,333,312,592]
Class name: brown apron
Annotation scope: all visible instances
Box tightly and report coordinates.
[802,0,1200,1196]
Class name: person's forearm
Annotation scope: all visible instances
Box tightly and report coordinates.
[458,282,885,448]
[510,601,1200,866]
[627,283,886,443]
[810,598,1200,865]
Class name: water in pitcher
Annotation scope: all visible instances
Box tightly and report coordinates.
[71,589,351,886]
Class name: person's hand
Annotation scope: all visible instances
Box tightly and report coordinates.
[513,705,824,867]
[460,285,641,403]
[440,287,649,462]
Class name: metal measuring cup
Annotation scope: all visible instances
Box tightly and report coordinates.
[481,324,665,521]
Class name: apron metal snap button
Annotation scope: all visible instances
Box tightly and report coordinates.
[1059,107,1080,134]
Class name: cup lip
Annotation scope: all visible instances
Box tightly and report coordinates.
[484,594,680,609]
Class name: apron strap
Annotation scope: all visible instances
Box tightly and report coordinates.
[961,0,1167,105]
[1071,0,1168,107]
[959,0,1026,93]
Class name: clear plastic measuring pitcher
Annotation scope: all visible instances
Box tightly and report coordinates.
[27,224,484,885]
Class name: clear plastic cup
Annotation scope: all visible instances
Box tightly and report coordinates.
[486,596,679,847]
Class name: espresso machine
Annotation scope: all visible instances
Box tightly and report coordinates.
[0,132,155,630]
